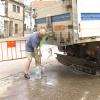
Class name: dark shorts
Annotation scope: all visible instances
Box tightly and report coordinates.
[26,52,35,59]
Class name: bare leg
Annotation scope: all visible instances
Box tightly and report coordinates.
[35,57,39,66]
[34,48,40,66]
[38,55,41,65]
[24,58,32,74]
[35,55,41,66]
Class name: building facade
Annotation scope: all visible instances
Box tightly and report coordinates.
[31,0,76,43]
[24,5,31,31]
[0,0,24,38]
[31,0,71,32]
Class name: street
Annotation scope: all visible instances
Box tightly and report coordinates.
[0,45,100,100]
[0,0,100,99]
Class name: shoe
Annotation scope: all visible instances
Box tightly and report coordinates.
[24,73,30,79]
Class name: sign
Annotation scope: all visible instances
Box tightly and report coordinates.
[55,25,65,31]
[7,41,16,48]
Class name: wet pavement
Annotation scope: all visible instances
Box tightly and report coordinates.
[0,57,100,100]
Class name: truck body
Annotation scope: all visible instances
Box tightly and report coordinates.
[33,0,100,74]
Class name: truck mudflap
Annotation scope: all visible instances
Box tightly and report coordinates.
[56,53,99,75]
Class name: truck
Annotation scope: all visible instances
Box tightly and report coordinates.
[32,0,100,75]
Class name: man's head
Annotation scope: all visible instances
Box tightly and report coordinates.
[38,29,46,37]
[34,24,37,28]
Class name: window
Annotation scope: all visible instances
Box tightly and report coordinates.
[35,18,46,24]
[13,5,20,13]
[81,13,100,20]
[4,21,9,36]
[24,24,26,31]
[17,6,20,13]
[9,21,13,36]
[13,5,16,12]
[15,24,18,34]
[51,13,70,22]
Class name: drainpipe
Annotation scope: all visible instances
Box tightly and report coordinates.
[23,4,25,37]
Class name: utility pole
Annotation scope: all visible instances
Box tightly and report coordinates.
[30,7,32,31]
[22,0,25,37]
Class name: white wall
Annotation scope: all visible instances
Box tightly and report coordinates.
[24,0,33,5]
[24,12,31,29]
[0,1,5,16]
[36,3,67,19]
[0,17,4,34]
[0,1,5,35]
[77,0,100,37]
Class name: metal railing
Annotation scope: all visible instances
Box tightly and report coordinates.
[0,39,26,62]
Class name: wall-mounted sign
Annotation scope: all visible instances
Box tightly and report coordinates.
[7,41,16,48]
[55,25,65,31]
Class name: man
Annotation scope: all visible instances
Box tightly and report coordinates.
[33,24,37,32]
[24,29,47,79]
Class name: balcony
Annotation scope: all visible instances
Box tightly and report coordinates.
[14,0,24,4]
[9,0,24,5]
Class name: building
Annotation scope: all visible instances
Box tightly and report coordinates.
[31,0,74,42]
[30,0,71,31]
[24,5,32,31]
[0,0,24,38]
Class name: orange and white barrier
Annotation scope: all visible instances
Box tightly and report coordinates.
[0,40,26,62]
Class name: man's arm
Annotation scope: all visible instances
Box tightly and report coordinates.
[34,48,41,66]
[39,35,48,49]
